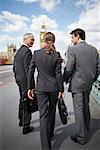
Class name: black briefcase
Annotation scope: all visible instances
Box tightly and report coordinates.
[58,96,68,125]
[29,93,38,113]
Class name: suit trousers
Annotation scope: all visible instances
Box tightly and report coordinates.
[37,91,58,150]
[72,91,90,142]
[18,83,31,127]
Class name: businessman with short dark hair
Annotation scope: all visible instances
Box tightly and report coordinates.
[64,28,99,144]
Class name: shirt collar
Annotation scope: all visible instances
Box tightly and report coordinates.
[22,43,29,48]
[78,40,85,44]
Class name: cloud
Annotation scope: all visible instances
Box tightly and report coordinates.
[0,34,22,51]
[76,0,87,7]
[0,11,67,57]
[54,30,68,57]
[0,11,29,32]
[30,14,67,57]
[30,15,58,32]
[40,0,60,12]
[76,0,99,11]
[0,35,14,41]
[17,0,61,12]
[30,14,67,56]
[86,31,100,48]
[67,1,100,49]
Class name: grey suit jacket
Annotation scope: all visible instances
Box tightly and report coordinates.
[65,41,99,93]
[27,48,64,92]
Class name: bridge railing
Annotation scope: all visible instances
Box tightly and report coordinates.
[91,75,100,105]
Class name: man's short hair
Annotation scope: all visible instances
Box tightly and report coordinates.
[23,33,33,40]
[70,28,85,40]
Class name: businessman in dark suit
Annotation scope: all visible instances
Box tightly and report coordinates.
[63,28,99,144]
[27,32,64,150]
[13,33,34,134]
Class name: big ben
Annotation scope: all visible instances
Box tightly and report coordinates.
[40,21,46,48]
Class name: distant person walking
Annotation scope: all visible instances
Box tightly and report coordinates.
[13,33,35,134]
[27,32,64,150]
[63,28,99,144]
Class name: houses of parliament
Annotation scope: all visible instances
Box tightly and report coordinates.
[0,22,46,65]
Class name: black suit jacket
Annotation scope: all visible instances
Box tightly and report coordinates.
[13,45,32,91]
[28,48,64,92]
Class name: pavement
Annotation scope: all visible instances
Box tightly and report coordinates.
[0,82,100,150]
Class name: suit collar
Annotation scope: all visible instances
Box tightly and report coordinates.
[78,40,85,44]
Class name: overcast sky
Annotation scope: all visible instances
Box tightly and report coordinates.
[0,0,100,57]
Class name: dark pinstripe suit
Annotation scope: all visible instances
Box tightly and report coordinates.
[13,45,32,127]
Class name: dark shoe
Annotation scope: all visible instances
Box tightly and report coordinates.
[23,126,34,134]
[70,135,86,145]
[19,121,23,127]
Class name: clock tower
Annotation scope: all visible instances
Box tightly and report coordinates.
[40,21,46,48]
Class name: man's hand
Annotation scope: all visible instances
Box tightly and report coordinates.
[58,92,64,99]
[28,89,36,100]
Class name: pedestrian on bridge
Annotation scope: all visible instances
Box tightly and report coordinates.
[27,32,64,150]
[63,28,99,145]
[13,33,35,134]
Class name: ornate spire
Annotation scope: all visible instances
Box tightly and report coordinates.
[40,18,46,48]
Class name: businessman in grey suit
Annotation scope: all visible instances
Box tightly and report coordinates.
[63,28,99,145]
[28,32,64,150]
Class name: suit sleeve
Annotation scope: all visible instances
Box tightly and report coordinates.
[94,51,100,82]
[63,47,75,83]
[27,53,36,89]
[13,58,16,80]
[23,50,32,78]
[55,57,64,92]
[67,47,76,72]
[13,57,15,74]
